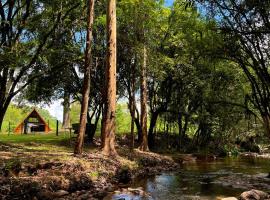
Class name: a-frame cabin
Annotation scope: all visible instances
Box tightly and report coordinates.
[14,108,51,134]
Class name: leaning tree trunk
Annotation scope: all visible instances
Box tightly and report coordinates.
[148,111,159,150]
[62,91,71,129]
[0,109,6,131]
[262,115,270,138]
[128,97,142,143]
[0,95,12,132]
[101,0,117,156]
[139,46,149,151]
[134,115,142,142]
[74,0,95,155]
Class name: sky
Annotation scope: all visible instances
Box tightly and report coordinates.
[165,0,174,6]
[46,0,175,122]
[45,100,63,121]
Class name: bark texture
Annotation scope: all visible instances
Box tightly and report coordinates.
[101,0,117,156]
[130,65,135,150]
[74,0,95,154]
[139,46,149,151]
[62,91,71,129]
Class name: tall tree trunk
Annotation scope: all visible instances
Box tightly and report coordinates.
[139,46,149,151]
[130,65,135,150]
[102,0,117,156]
[101,105,106,147]
[62,91,71,129]
[148,111,159,150]
[177,113,182,149]
[74,0,95,155]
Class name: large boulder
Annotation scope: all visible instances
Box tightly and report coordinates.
[239,189,269,200]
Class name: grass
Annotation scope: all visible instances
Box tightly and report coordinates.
[0,132,73,144]
[0,131,127,153]
[0,132,88,167]
[0,132,83,155]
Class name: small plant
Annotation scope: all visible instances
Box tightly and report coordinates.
[88,171,99,181]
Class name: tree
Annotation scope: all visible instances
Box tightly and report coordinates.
[62,91,71,129]
[197,0,270,137]
[101,0,117,156]
[139,46,149,151]
[0,0,81,131]
[117,0,142,144]
[74,0,95,155]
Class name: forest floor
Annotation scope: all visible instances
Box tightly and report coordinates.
[0,133,180,200]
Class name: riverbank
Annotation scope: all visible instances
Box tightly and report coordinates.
[2,135,270,200]
[0,136,180,200]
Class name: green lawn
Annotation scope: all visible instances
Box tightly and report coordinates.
[0,132,80,153]
[0,132,74,144]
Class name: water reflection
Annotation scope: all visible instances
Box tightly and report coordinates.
[106,156,270,200]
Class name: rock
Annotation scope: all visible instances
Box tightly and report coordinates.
[53,190,69,197]
[107,186,115,192]
[115,167,132,184]
[93,191,107,199]
[127,187,145,195]
[36,190,54,200]
[68,174,93,192]
[194,154,216,161]
[239,189,269,200]
[221,197,238,200]
[78,192,93,200]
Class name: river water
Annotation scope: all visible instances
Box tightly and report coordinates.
[106,156,270,200]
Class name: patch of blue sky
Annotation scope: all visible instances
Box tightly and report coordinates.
[165,0,174,6]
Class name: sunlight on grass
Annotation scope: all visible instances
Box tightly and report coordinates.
[0,133,77,152]
[0,132,97,155]
[0,133,72,143]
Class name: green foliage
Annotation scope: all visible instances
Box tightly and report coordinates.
[223,144,239,157]
[70,102,131,135]
[70,102,81,125]
[116,103,131,134]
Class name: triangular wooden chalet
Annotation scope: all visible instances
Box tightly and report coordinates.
[14,108,51,134]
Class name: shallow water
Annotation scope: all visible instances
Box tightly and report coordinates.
[105,156,270,200]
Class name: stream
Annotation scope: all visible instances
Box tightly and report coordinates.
[105,156,270,200]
